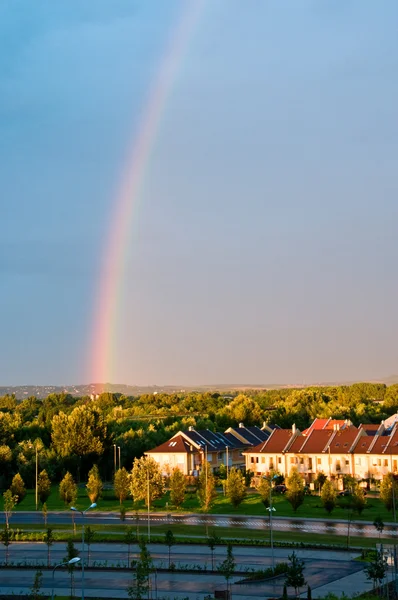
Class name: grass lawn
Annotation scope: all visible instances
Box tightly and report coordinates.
[1,486,396,526]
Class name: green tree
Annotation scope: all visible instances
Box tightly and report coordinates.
[380,473,397,512]
[197,461,217,512]
[123,527,136,567]
[128,539,153,600]
[86,464,103,504]
[217,543,235,597]
[373,516,384,540]
[3,489,17,528]
[321,479,337,514]
[42,503,48,526]
[313,472,327,495]
[114,467,130,505]
[59,472,77,506]
[44,528,55,567]
[64,539,79,599]
[169,467,187,509]
[0,526,12,565]
[255,477,271,509]
[207,533,221,571]
[10,473,26,504]
[37,470,51,505]
[286,469,305,513]
[351,483,367,515]
[164,529,175,568]
[285,551,307,598]
[130,456,165,508]
[30,569,43,600]
[51,405,106,459]
[226,468,247,508]
[364,550,388,590]
[85,526,95,567]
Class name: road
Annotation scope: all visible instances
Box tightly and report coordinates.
[3,511,398,539]
[0,544,370,599]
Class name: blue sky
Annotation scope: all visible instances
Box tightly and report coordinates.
[1,0,397,386]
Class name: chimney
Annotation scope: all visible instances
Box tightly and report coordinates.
[334,423,340,431]
[239,423,244,428]
[292,424,296,434]
[188,426,194,431]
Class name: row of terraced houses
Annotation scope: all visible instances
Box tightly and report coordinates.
[146,414,398,486]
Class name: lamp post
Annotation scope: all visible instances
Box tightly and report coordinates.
[147,467,151,542]
[113,444,117,476]
[118,446,121,470]
[266,475,277,570]
[52,557,81,600]
[35,444,38,511]
[70,503,97,600]
[226,446,229,478]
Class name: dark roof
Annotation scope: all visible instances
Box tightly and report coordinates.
[182,429,243,451]
[228,425,269,446]
[146,434,194,454]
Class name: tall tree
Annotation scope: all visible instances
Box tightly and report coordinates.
[217,543,236,598]
[85,526,95,567]
[37,470,51,505]
[114,467,130,505]
[255,477,271,509]
[51,405,106,459]
[3,489,17,529]
[123,527,136,568]
[321,479,337,514]
[364,550,388,591]
[169,467,187,509]
[10,473,26,504]
[351,483,367,515]
[44,528,55,567]
[285,551,307,598]
[164,530,175,568]
[0,526,11,565]
[207,533,221,571]
[380,473,397,513]
[130,456,165,508]
[127,539,153,600]
[86,465,103,504]
[286,469,305,513]
[59,472,77,506]
[226,468,247,508]
[197,461,217,512]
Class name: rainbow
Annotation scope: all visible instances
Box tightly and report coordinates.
[89,1,205,385]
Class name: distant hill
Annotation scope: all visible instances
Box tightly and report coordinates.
[0,376,397,399]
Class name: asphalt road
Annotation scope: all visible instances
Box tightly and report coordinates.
[3,511,398,539]
[0,544,367,600]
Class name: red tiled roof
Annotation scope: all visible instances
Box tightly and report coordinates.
[352,436,373,453]
[288,435,306,453]
[257,429,295,453]
[324,419,346,430]
[146,434,195,454]
[298,429,333,454]
[302,418,329,436]
[328,429,359,454]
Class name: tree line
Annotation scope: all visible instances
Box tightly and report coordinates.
[1,382,398,487]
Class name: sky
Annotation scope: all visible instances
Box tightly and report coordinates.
[1,0,398,387]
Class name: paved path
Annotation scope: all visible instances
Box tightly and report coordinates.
[0,543,371,599]
[3,510,398,540]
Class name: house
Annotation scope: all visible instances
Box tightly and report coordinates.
[146,424,269,476]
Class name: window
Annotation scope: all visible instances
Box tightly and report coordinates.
[308,458,313,469]
[278,457,282,464]
[251,457,254,464]
[290,457,295,464]
[261,457,265,464]
[378,459,382,467]
[336,461,341,471]
[269,462,274,470]
[256,457,259,464]
[300,457,304,465]
[317,458,321,465]
[384,459,388,467]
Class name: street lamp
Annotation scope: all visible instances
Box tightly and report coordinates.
[147,467,151,542]
[29,442,39,511]
[70,503,97,600]
[52,557,81,600]
[266,475,277,570]
[113,444,117,476]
